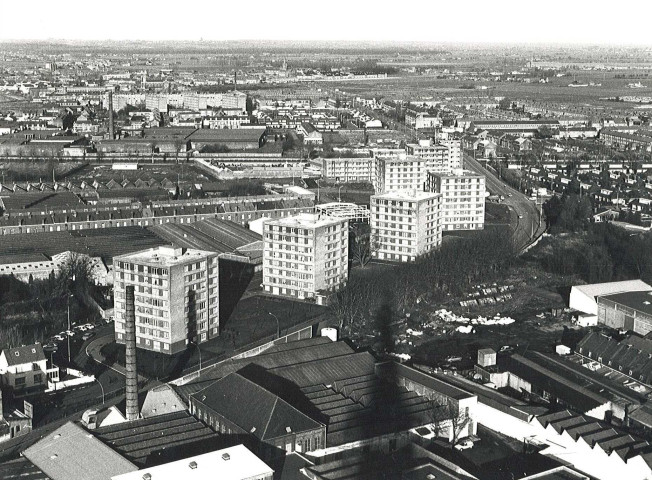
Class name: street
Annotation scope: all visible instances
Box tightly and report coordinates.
[464,154,545,252]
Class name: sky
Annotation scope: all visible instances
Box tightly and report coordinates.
[1,0,652,45]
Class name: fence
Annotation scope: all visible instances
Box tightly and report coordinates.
[171,325,313,386]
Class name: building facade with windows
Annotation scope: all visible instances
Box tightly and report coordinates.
[0,344,49,394]
[262,213,348,300]
[370,190,442,262]
[320,156,374,183]
[406,141,451,175]
[426,169,486,231]
[374,154,426,194]
[113,246,219,355]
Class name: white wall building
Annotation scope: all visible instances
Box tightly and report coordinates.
[569,280,652,315]
[370,190,442,262]
[262,213,348,300]
[406,140,451,175]
[426,169,486,231]
[321,157,374,183]
[113,246,220,355]
[374,154,426,194]
[0,344,49,393]
[111,445,273,480]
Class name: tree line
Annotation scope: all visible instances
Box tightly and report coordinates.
[331,230,516,346]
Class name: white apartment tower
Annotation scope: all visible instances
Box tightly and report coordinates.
[426,169,486,231]
[263,213,349,300]
[406,140,450,175]
[439,138,462,170]
[374,154,426,194]
[370,190,443,262]
[113,246,220,355]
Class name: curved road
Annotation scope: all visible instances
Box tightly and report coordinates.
[464,154,545,252]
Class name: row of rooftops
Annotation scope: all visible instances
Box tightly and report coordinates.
[0,197,312,227]
[0,178,175,195]
[577,332,652,384]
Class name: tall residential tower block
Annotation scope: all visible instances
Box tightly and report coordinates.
[113,246,219,355]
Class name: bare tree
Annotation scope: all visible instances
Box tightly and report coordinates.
[350,224,378,268]
[427,402,472,446]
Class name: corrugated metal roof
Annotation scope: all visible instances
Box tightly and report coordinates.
[22,422,138,480]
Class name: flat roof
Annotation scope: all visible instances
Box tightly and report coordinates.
[23,422,138,480]
[372,190,441,201]
[265,212,345,229]
[114,245,216,267]
[111,445,273,480]
[428,169,484,179]
[600,290,652,316]
[188,128,265,142]
[572,280,652,300]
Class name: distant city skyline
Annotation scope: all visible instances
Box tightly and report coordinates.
[1,0,652,46]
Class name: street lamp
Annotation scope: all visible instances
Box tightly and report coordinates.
[190,340,202,372]
[268,312,280,339]
[95,376,105,404]
[67,274,75,364]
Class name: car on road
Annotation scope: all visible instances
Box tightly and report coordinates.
[454,439,474,451]
[508,193,513,197]
[518,214,523,219]
[82,332,95,341]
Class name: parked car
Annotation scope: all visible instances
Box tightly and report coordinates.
[82,332,95,341]
[454,439,474,451]
[53,334,65,342]
[43,343,58,353]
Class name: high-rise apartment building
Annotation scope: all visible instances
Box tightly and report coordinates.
[439,138,462,170]
[406,140,450,175]
[426,169,486,231]
[370,190,442,262]
[321,156,374,183]
[262,213,348,300]
[113,246,219,355]
[374,154,426,194]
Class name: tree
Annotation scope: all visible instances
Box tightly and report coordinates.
[427,402,472,446]
[174,139,186,164]
[537,125,553,139]
[498,97,512,110]
[149,141,159,164]
[350,224,378,268]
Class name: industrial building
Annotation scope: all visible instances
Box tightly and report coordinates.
[426,169,486,231]
[113,246,220,354]
[370,190,442,262]
[262,213,348,300]
[111,445,274,480]
[569,280,652,316]
[188,127,266,151]
[576,331,652,386]
[597,290,652,336]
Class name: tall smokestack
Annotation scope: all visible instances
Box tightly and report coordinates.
[124,285,139,421]
[107,91,115,140]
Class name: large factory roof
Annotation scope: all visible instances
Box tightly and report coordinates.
[22,422,138,480]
